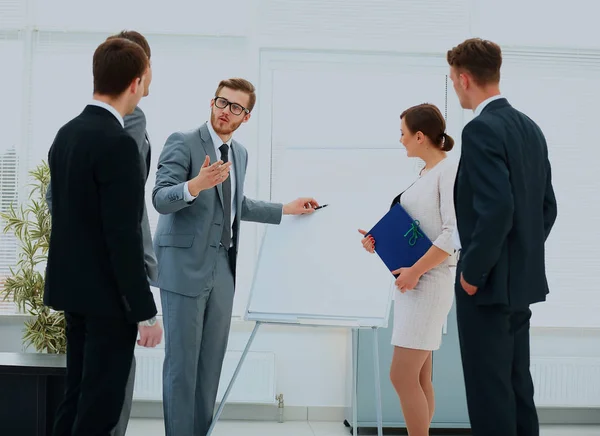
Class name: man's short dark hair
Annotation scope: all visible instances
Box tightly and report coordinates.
[107,30,151,59]
[93,38,148,97]
[447,38,502,86]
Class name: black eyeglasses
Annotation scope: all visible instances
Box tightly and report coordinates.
[214,96,250,116]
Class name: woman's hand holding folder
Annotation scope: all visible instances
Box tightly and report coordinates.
[358,228,422,293]
[391,267,421,293]
[358,229,375,253]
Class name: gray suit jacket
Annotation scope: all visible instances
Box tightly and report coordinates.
[152,123,283,297]
[46,106,159,282]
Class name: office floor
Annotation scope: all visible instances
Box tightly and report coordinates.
[126,419,600,435]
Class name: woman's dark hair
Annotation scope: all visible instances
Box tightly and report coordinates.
[400,103,454,152]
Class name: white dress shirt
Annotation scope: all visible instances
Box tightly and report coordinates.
[453,94,503,251]
[88,100,124,128]
[184,121,237,245]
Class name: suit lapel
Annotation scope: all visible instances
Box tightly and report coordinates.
[454,157,462,209]
[231,140,244,217]
[199,124,224,208]
[144,131,151,177]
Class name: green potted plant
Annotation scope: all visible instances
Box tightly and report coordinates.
[0,161,66,354]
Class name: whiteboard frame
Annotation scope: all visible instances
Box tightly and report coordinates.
[249,50,455,329]
[243,224,395,328]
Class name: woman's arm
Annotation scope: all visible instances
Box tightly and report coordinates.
[410,245,452,277]
[394,161,458,291]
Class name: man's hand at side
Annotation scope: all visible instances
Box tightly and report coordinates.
[137,322,163,348]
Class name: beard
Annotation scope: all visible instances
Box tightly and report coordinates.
[211,111,243,136]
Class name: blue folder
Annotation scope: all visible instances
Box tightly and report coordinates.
[367,204,432,277]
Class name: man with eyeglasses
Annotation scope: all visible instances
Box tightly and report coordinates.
[152,78,318,435]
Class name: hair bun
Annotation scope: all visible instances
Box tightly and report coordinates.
[441,132,455,152]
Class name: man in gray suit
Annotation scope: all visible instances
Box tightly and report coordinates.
[46,30,158,436]
[153,78,318,436]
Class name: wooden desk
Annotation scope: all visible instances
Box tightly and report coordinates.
[0,352,66,436]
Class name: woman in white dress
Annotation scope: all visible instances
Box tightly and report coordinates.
[359,103,457,436]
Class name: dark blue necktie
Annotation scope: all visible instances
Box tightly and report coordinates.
[219,144,231,248]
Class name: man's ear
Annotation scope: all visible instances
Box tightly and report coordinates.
[460,73,470,90]
[130,77,141,94]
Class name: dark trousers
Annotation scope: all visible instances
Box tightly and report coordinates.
[455,283,539,436]
[52,312,138,436]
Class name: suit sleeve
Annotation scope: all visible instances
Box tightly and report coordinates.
[238,148,283,224]
[460,120,514,287]
[542,149,558,240]
[152,132,196,214]
[432,162,458,255]
[124,108,158,280]
[123,107,147,164]
[241,197,284,224]
[46,179,53,214]
[95,134,157,323]
[46,147,54,214]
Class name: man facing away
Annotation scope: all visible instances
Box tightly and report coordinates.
[447,38,558,436]
[44,38,162,436]
[104,29,157,436]
[152,78,318,435]
[45,30,158,436]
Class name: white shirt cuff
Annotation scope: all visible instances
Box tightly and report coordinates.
[183,181,197,202]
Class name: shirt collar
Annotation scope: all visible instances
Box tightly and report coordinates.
[88,100,124,127]
[473,94,503,117]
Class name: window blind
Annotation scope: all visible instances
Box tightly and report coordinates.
[0,32,24,315]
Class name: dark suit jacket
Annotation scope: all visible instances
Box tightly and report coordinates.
[44,105,157,323]
[46,106,159,282]
[455,98,557,307]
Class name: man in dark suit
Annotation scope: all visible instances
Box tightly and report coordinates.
[45,30,156,436]
[447,38,558,436]
[44,37,163,436]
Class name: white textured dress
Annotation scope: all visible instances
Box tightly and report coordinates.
[391,158,458,351]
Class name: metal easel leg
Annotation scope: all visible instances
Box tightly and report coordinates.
[372,327,383,436]
[206,321,262,436]
[352,327,358,436]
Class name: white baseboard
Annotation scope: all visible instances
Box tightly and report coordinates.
[133,348,276,404]
[131,402,600,425]
[130,402,345,422]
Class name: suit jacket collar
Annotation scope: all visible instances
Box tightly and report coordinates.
[481,97,511,114]
[82,105,123,128]
[87,101,124,127]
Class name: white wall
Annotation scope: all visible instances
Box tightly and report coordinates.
[230,0,600,407]
[1,0,600,409]
[236,0,600,407]
[227,321,349,406]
